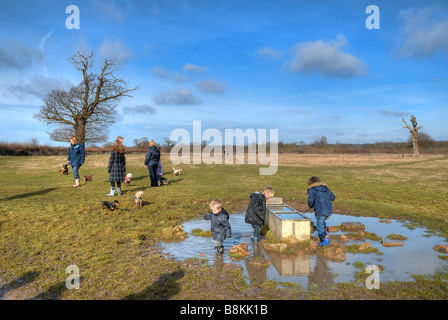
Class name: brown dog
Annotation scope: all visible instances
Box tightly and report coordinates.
[83,174,93,183]
[134,191,144,208]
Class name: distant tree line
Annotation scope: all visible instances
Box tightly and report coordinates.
[1,135,447,156]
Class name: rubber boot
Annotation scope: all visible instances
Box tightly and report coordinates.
[117,187,122,196]
[73,179,80,187]
[107,187,116,196]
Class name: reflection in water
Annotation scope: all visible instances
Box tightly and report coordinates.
[161,213,448,289]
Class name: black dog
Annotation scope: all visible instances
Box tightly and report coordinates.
[101,200,120,213]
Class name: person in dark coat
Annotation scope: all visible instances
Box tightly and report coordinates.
[245,186,274,243]
[203,199,232,254]
[107,139,126,196]
[144,140,161,187]
[307,176,336,246]
[67,135,85,187]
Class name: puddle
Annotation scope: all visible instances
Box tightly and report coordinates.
[160,213,448,289]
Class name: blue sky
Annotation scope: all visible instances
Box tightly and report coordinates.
[1,0,447,146]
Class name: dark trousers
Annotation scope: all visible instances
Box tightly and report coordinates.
[252,224,262,238]
[110,182,121,188]
[148,164,158,187]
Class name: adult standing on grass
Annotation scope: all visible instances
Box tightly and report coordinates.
[144,140,160,187]
[67,135,85,187]
[107,139,126,196]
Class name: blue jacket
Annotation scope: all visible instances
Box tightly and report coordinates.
[203,208,232,241]
[144,146,160,166]
[67,143,85,168]
[307,182,335,217]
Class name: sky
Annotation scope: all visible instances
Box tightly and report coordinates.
[1,0,447,147]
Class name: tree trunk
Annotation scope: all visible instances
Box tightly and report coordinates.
[402,115,422,157]
[74,118,87,145]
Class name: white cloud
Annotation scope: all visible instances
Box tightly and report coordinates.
[257,46,283,59]
[0,39,43,71]
[154,88,201,105]
[9,76,73,99]
[99,38,133,64]
[396,7,448,59]
[283,35,368,78]
[123,104,156,114]
[152,66,186,83]
[196,78,227,94]
[183,63,208,74]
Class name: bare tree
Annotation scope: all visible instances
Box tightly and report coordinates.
[162,137,176,152]
[402,115,422,156]
[34,52,137,144]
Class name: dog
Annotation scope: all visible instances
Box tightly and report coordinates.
[59,163,69,175]
[83,174,93,183]
[160,177,169,186]
[101,200,120,213]
[172,167,182,176]
[124,173,133,186]
[134,191,144,208]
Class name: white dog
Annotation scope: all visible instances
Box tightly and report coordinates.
[172,167,182,176]
[125,173,133,186]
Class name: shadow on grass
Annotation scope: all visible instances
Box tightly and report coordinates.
[29,277,85,300]
[0,271,39,299]
[122,270,185,300]
[0,188,58,202]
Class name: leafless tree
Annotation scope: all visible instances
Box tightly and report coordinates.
[402,115,422,156]
[34,52,137,144]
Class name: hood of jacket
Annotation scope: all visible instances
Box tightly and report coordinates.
[308,181,328,191]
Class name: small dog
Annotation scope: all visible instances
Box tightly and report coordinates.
[83,174,93,183]
[125,173,133,186]
[101,200,120,213]
[160,177,169,186]
[172,167,182,176]
[59,163,69,175]
[134,191,144,208]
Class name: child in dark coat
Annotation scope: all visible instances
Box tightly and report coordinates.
[203,199,232,254]
[107,139,126,196]
[67,135,85,187]
[245,186,274,243]
[307,176,336,245]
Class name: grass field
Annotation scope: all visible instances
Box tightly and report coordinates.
[1,153,448,300]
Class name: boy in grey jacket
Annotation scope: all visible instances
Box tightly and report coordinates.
[203,199,232,254]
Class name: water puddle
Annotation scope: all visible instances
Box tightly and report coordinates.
[161,213,448,289]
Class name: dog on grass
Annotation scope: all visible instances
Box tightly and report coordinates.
[59,163,69,175]
[124,173,133,186]
[101,200,119,213]
[172,167,182,176]
[83,174,93,183]
[160,177,169,186]
[134,191,144,208]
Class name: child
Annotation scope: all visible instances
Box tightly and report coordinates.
[203,199,232,254]
[67,135,85,187]
[107,139,126,196]
[245,186,274,243]
[307,176,336,246]
[156,160,163,186]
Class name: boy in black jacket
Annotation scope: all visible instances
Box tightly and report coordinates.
[245,186,274,243]
[203,199,232,254]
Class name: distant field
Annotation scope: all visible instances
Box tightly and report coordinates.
[0,153,447,299]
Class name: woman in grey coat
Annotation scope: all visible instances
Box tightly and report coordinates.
[107,139,126,196]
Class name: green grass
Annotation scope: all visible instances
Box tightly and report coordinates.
[0,153,448,299]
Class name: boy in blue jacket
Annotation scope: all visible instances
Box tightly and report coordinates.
[203,199,232,254]
[307,176,335,245]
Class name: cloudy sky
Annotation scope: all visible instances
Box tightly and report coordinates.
[1,0,447,146]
